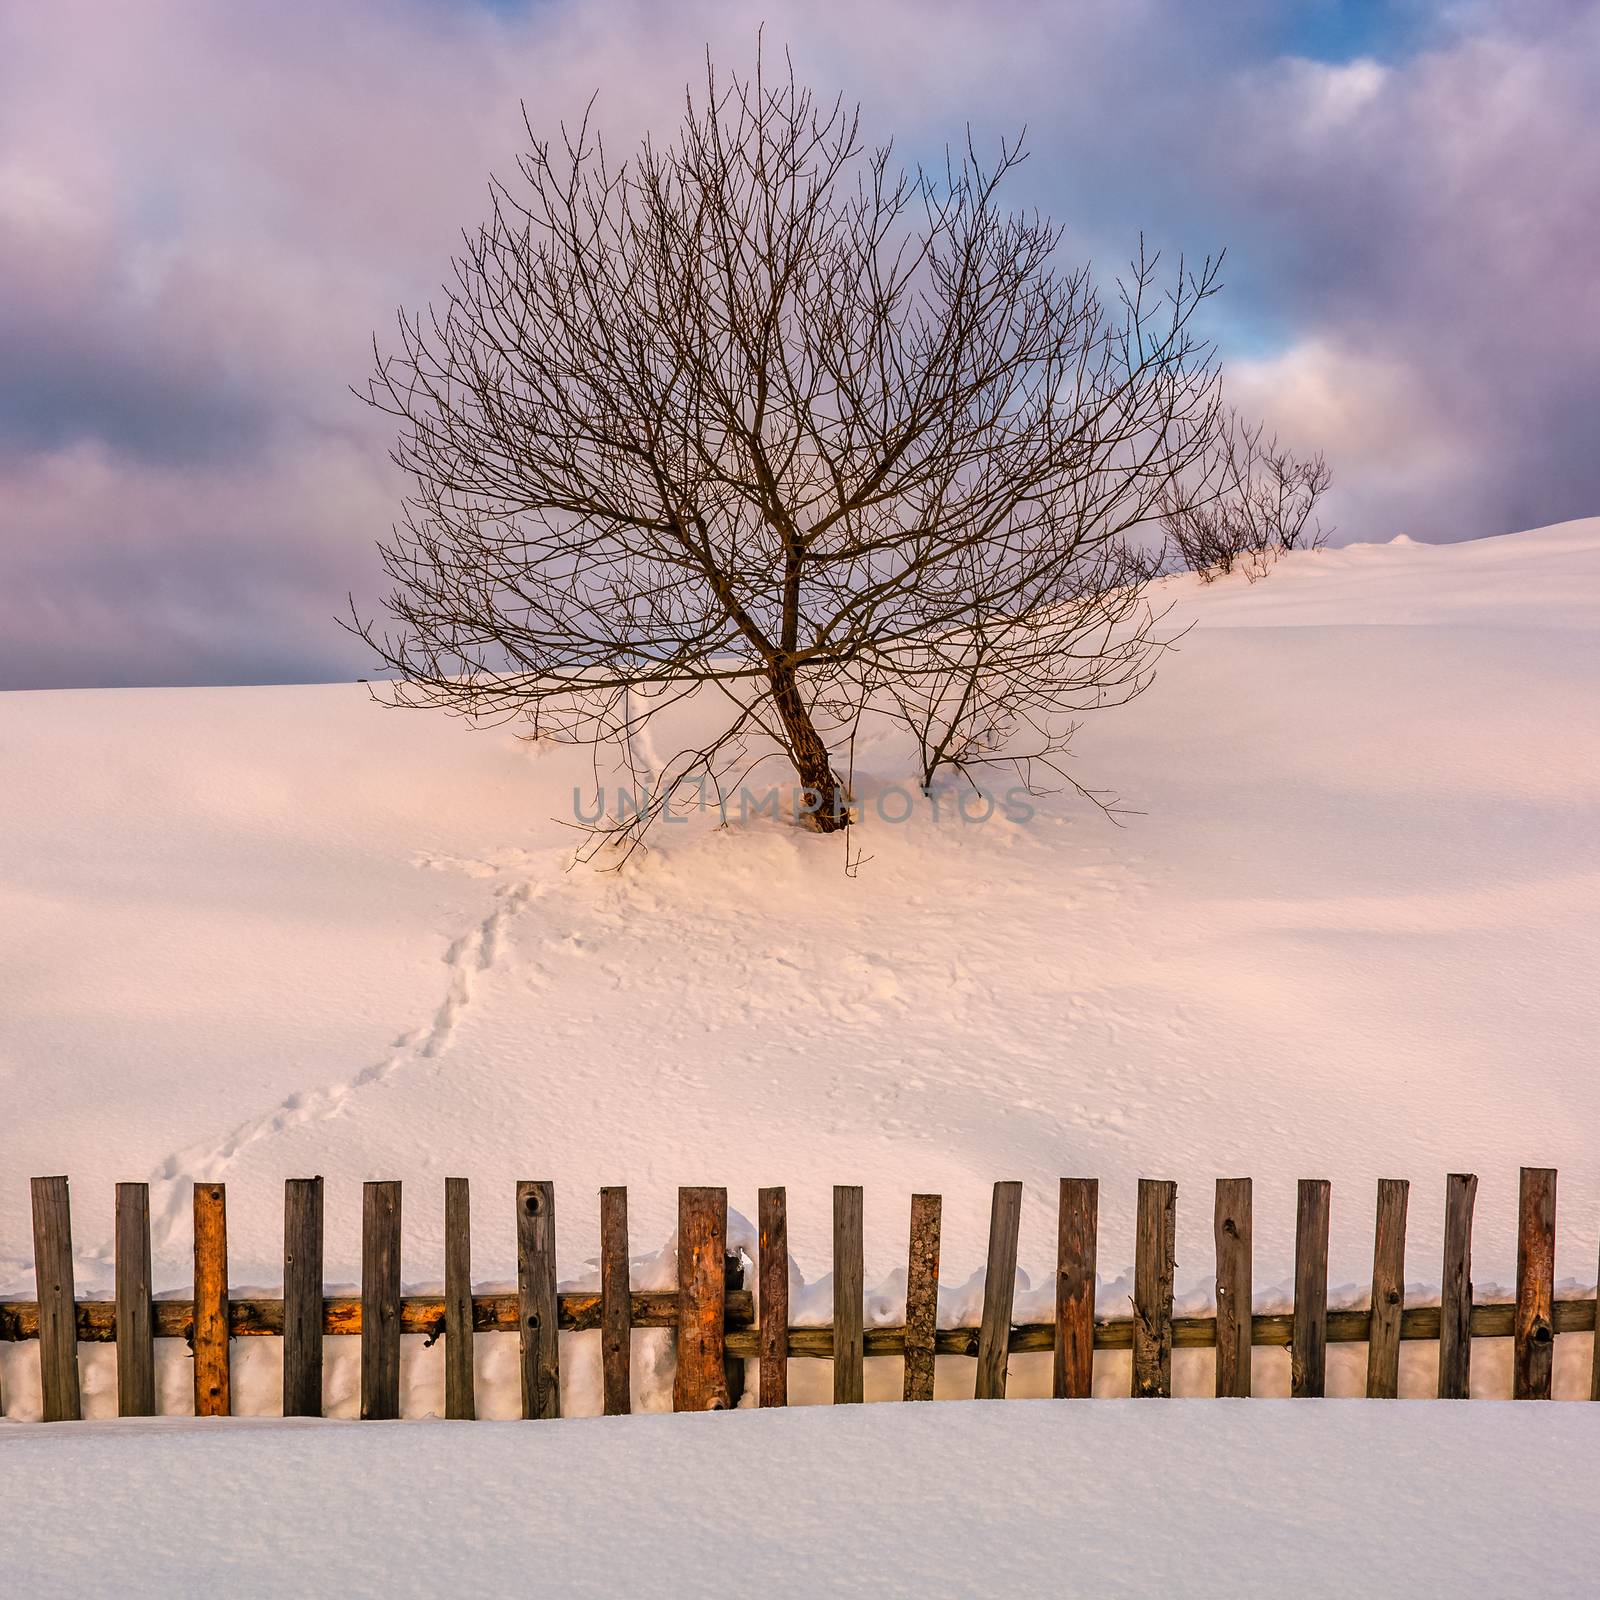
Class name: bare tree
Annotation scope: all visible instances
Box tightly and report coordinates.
[1159,410,1332,582]
[351,50,1224,852]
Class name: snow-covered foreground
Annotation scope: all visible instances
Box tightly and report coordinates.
[2,519,1598,1419]
[3,1401,1597,1597]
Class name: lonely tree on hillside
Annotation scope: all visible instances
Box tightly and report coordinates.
[353,53,1225,848]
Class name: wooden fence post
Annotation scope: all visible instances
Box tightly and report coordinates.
[833,1185,865,1404]
[674,1186,729,1412]
[1514,1166,1556,1400]
[975,1181,1023,1400]
[443,1177,474,1420]
[283,1177,324,1418]
[1292,1179,1331,1398]
[1592,1230,1600,1403]
[115,1181,155,1417]
[1132,1178,1176,1398]
[903,1193,941,1402]
[31,1176,80,1422]
[758,1186,789,1407]
[516,1180,561,1419]
[599,1185,631,1416]
[1055,1179,1097,1399]
[1437,1173,1477,1399]
[193,1182,230,1417]
[361,1180,401,1420]
[1365,1178,1409,1398]
[1214,1177,1252,1398]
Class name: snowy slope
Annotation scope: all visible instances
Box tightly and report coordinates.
[1,518,1597,1415]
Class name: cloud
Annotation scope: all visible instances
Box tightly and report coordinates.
[0,0,1596,686]
[1226,338,1472,538]
[0,436,395,689]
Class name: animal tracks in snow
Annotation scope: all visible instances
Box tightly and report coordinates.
[425,879,537,1056]
[134,859,554,1253]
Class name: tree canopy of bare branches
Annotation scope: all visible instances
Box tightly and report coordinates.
[351,50,1226,852]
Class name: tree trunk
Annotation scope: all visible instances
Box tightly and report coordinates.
[768,659,849,831]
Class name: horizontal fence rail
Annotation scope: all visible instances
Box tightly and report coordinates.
[0,1167,1596,1422]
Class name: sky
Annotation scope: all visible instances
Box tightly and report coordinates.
[1,0,1596,689]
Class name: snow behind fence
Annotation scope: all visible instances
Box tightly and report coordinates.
[2,1168,1596,1423]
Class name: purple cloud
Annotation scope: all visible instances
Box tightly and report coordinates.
[1,0,1595,687]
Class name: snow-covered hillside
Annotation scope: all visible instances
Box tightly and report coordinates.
[2,519,1597,1416]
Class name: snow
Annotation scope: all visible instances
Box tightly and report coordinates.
[2,517,1599,1420]
[3,1401,1599,1596]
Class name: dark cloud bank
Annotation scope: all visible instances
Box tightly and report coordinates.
[1,0,1596,688]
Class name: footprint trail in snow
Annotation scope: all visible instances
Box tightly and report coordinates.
[133,870,550,1254]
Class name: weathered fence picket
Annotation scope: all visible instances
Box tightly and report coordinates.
[283,1176,325,1418]
[674,1186,728,1412]
[1514,1166,1556,1400]
[975,1182,1023,1400]
[599,1185,631,1416]
[516,1179,560,1420]
[1365,1178,1408,1398]
[833,1185,865,1404]
[1593,1231,1600,1404]
[114,1181,155,1418]
[758,1186,789,1407]
[192,1181,230,1417]
[1054,1178,1097,1399]
[31,1176,79,1422]
[1132,1178,1176,1398]
[1292,1179,1331,1398]
[1438,1173,1477,1399]
[903,1193,941,1402]
[442,1176,474,1420]
[1214,1177,1252,1398]
[361,1180,401,1421]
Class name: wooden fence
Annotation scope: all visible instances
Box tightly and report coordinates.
[0,1167,1593,1422]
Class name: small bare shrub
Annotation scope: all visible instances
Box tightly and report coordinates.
[1160,411,1331,581]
